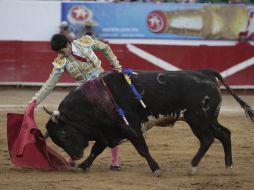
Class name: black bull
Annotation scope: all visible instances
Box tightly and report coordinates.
[45,70,254,175]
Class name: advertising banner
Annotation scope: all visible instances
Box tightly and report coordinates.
[62,3,254,40]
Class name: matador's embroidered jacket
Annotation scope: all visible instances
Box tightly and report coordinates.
[32,35,122,105]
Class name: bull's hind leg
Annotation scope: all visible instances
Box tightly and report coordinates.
[186,116,214,172]
[210,120,233,169]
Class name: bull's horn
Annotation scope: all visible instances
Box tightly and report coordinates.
[43,107,60,117]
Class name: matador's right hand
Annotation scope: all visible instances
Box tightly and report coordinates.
[113,67,122,74]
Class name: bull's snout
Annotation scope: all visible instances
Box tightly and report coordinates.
[70,150,83,161]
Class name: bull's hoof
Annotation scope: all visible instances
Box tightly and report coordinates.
[153,169,162,177]
[68,166,85,173]
[78,163,91,171]
[79,166,90,172]
[226,165,233,175]
[188,166,198,175]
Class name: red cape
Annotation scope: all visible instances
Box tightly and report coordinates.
[7,101,69,170]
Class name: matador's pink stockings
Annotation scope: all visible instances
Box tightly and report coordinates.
[111,146,119,166]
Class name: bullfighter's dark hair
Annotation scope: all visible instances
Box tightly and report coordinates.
[50,34,68,51]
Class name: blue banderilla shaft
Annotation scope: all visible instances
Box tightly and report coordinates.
[123,69,146,108]
[116,106,129,125]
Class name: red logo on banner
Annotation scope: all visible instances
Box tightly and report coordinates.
[147,10,167,33]
[70,6,89,22]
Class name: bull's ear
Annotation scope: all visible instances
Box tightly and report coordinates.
[43,107,60,123]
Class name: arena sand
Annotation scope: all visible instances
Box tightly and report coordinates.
[0,88,253,190]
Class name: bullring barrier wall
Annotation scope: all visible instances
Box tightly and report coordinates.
[0,1,253,88]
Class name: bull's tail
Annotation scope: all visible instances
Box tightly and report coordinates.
[204,70,254,124]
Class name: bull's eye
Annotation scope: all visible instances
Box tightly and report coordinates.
[60,130,66,138]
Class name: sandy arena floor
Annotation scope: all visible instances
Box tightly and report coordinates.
[0,88,253,190]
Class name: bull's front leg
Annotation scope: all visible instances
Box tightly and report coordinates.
[126,131,161,176]
[79,141,107,171]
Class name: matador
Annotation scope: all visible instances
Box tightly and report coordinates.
[30,34,122,171]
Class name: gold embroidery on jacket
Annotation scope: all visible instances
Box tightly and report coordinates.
[76,35,94,46]
[53,54,66,68]
[69,63,85,81]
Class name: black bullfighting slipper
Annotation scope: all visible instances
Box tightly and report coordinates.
[110,165,121,171]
